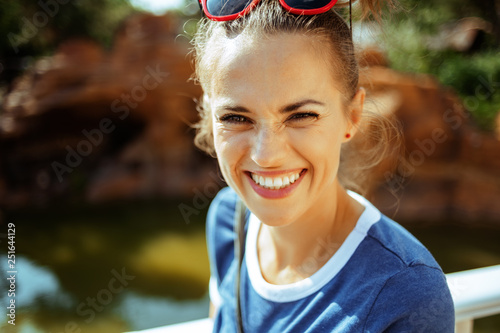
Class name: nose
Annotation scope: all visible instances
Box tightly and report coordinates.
[250,126,288,168]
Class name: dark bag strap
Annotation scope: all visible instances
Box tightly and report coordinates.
[234,199,246,333]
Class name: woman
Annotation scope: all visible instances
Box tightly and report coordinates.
[192,0,455,331]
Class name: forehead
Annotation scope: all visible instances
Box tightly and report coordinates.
[206,32,342,107]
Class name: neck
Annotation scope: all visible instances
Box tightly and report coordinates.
[257,183,364,284]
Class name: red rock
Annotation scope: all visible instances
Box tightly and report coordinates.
[1,13,499,225]
[496,112,500,141]
[361,66,500,223]
[0,13,206,207]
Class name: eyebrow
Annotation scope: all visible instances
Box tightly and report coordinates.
[220,99,325,113]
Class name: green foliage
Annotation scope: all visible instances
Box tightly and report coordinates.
[0,0,137,84]
[437,52,500,130]
[382,0,500,131]
[1,0,136,51]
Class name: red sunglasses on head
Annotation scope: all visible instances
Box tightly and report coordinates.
[198,0,339,21]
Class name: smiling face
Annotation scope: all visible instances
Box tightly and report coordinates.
[207,32,362,227]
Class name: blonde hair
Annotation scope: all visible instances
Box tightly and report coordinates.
[191,0,402,196]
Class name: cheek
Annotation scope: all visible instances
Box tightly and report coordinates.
[214,128,241,158]
[294,123,344,173]
[214,132,232,175]
[213,127,248,180]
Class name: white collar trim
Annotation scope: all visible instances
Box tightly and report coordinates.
[245,190,381,303]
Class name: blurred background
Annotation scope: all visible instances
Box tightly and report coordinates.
[0,0,499,332]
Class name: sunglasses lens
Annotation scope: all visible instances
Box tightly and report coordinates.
[282,0,332,10]
[206,0,254,17]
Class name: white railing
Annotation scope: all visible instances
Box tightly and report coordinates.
[127,318,213,333]
[128,265,500,333]
[448,265,500,333]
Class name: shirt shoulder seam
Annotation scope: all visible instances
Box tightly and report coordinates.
[362,263,444,331]
[365,229,441,270]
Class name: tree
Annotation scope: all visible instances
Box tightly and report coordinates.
[0,0,137,86]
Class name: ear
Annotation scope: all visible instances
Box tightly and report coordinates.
[343,87,365,142]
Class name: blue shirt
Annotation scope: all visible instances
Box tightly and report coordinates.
[207,187,455,332]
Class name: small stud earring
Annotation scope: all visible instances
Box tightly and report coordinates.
[345,133,351,139]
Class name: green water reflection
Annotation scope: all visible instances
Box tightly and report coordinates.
[1,200,499,332]
[1,198,210,332]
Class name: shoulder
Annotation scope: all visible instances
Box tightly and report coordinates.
[349,190,442,271]
[206,187,239,285]
[357,214,455,331]
[366,215,442,270]
[364,263,455,332]
[207,186,239,233]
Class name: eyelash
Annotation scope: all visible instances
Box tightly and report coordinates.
[288,112,319,121]
[219,112,319,124]
[219,114,249,124]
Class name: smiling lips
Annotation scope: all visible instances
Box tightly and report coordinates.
[250,171,301,190]
[246,169,306,199]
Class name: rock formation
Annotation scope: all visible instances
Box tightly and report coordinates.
[361,64,500,224]
[0,13,209,208]
[1,13,499,224]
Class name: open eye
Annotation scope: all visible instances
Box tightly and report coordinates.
[287,112,319,122]
[219,114,249,124]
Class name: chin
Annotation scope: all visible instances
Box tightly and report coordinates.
[236,180,304,226]
[247,204,298,227]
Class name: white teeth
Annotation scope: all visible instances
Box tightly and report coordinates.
[265,177,273,187]
[250,171,303,190]
[273,178,283,187]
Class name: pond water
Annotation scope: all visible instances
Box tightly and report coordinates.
[1,198,499,332]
